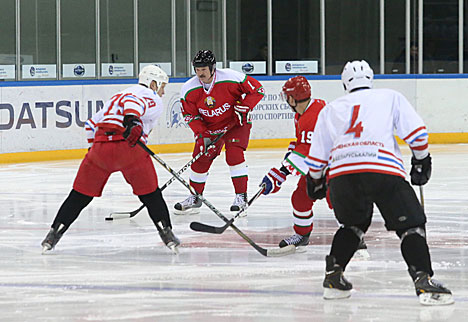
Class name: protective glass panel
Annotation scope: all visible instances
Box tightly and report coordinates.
[190,0,223,68]
[465,0,468,73]
[385,1,407,74]
[138,0,171,74]
[175,0,188,77]
[273,0,320,74]
[61,0,96,78]
[0,0,16,80]
[423,0,458,73]
[325,0,379,75]
[100,0,134,76]
[226,0,267,75]
[20,0,57,79]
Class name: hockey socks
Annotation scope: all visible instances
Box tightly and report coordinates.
[400,232,434,277]
[329,227,361,270]
[52,189,93,229]
[139,188,172,228]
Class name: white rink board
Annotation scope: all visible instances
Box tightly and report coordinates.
[0,78,467,153]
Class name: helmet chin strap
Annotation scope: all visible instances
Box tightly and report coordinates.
[209,65,216,77]
[288,98,311,114]
[288,100,298,113]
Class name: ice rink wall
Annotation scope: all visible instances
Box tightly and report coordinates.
[1,75,467,163]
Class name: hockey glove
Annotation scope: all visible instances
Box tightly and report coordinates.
[287,140,296,151]
[234,105,251,126]
[195,132,213,155]
[306,173,327,200]
[283,141,297,160]
[261,166,290,195]
[410,154,432,186]
[123,115,143,147]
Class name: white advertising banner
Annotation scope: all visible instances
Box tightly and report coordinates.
[139,63,172,76]
[229,61,266,75]
[101,63,134,77]
[275,60,318,74]
[0,78,467,153]
[22,65,57,79]
[63,64,96,78]
[0,65,15,79]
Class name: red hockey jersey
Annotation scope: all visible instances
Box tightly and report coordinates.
[180,68,264,135]
[282,98,327,176]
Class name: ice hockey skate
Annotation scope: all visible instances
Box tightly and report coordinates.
[230,192,247,215]
[173,194,202,215]
[411,271,454,306]
[323,255,353,299]
[158,226,181,254]
[279,233,310,252]
[41,224,66,253]
[352,238,370,260]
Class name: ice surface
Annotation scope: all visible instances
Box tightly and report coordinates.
[0,145,467,321]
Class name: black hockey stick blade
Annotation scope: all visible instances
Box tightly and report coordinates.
[190,218,234,234]
[189,184,266,234]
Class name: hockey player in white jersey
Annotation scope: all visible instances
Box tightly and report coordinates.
[305,60,453,305]
[41,65,180,254]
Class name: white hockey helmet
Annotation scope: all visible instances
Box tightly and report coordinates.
[138,65,169,88]
[341,60,374,93]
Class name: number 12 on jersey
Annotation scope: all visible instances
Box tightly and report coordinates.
[345,105,363,138]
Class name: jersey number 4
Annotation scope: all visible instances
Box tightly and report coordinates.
[345,105,363,138]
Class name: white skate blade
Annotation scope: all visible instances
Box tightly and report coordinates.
[238,210,248,217]
[352,249,370,261]
[166,242,180,254]
[173,207,200,215]
[295,245,308,253]
[41,245,53,254]
[323,288,351,300]
[169,245,179,254]
[419,292,454,306]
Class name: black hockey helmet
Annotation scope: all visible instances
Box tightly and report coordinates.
[192,50,216,73]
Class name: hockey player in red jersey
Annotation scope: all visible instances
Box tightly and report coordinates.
[306,60,453,305]
[259,76,326,249]
[41,65,180,253]
[174,50,264,214]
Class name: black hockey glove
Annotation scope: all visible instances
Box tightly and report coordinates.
[306,173,327,200]
[410,154,432,186]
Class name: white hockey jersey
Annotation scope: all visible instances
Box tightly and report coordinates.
[305,88,429,180]
[84,85,164,146]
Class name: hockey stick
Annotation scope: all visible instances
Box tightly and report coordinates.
[190,183,266,234]
[136,141,295,257]
[411,152,425,211]
[419,186,425,210]
[105,132,228,221]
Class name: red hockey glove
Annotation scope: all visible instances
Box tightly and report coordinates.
[195,132,213,155]
[261,167,290,195]
[123,115,143,147]
[283,141,297,160]
[234,105,251,126]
